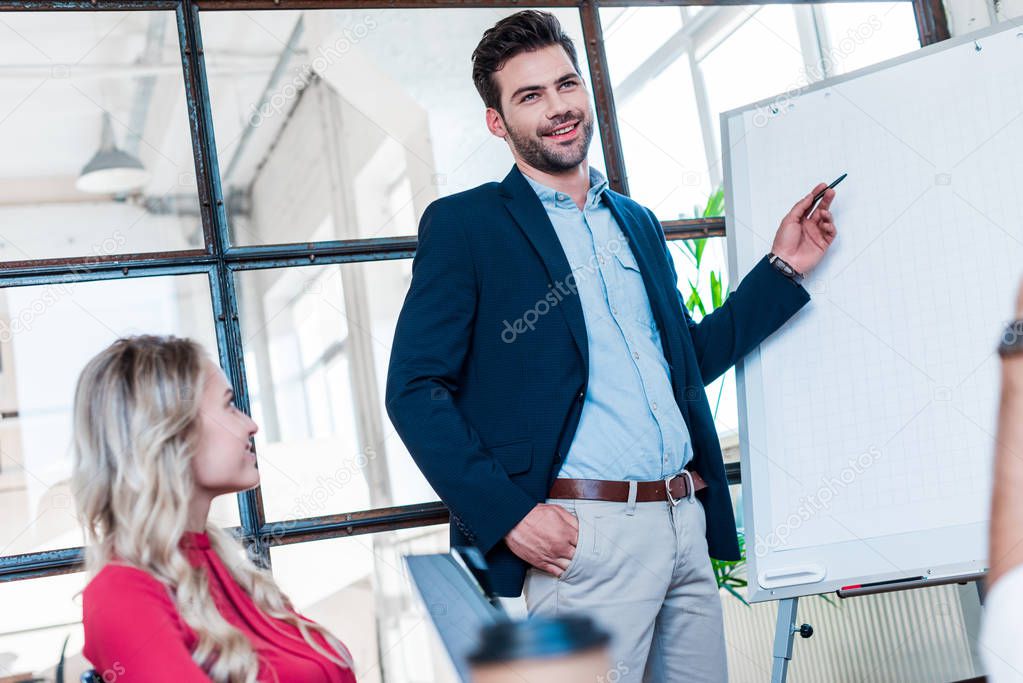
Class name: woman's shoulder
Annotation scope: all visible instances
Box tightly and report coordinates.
[83,563,176,613]
[86,561,167,590]
[81,563,208,676]
[82,562,196,647]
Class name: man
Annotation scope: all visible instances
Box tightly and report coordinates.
[385,10,837,680]
[980,279,1023,682]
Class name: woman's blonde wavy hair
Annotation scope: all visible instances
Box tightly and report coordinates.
[71,335,353,682]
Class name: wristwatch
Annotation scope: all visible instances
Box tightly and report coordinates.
[998,320,1023,358]
[768,252,804,283]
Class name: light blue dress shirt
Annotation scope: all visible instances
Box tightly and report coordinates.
[522,167,694,481]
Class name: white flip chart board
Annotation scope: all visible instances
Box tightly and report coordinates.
[723,21,1023,602]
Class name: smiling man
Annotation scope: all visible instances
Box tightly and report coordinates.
[385,10,837,681]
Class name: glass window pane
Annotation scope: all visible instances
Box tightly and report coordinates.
[0,274,231,557]
[269,525,455,683]
[598,3,708,221]
[0,12,204,263]
[818,2,921,76]
[237,259,434,522]
[0,571,88,680]
[604,5,922,222]
[602,6,809,221]
[698,6,807,150]
[610,50,712,221]
[200,8,605,247]
[601,7,684,85]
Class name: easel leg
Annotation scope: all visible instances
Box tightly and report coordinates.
[771,597,799,683]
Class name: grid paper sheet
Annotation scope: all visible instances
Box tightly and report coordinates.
[732,26,1023,556]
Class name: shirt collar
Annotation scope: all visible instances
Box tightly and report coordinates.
[181,531,211,550]
[522,166,609,211]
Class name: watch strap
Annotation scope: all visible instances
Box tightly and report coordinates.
[768,252,804,283]
[999,319,1023,358]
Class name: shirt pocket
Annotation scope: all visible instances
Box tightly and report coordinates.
[611,247,658,333]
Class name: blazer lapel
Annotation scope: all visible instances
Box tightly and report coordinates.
[499,166,589,373]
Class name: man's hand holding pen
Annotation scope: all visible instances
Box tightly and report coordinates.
[770,180,840,276]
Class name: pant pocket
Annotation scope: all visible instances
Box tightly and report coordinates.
[556,501,588,583]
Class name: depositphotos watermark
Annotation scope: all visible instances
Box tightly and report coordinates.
[750,15,884,128]
[597,661,630,683]
[754,445,883,557]
[0,231,128,344]
[500,237,627,344]
[247,17,379,128]
[93,662,126,682]
[263,445,380,544]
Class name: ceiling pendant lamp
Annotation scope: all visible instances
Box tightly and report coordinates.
[76,112,150,194]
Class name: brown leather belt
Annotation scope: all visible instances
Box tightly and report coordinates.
[549,469,707,504]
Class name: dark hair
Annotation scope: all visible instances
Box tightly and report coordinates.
[471,10,583,114]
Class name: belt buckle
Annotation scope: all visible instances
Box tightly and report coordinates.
[664,470,695,506]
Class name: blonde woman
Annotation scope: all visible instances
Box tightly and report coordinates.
[71,335,356,682]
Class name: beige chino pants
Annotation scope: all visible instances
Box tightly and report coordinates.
[523,493,729,682]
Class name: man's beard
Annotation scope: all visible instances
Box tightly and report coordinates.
[504,112,594,174]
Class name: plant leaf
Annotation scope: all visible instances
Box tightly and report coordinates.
[723,584,751,606]
[704,186,725,218]
[687,287,706,317]
[710,270,723,309]
[693,237,707,268]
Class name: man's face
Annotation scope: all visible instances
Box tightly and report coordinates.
[487,44,594,174]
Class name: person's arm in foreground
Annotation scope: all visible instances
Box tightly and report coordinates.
[980,279,1023,683]
[988,278,1023,588]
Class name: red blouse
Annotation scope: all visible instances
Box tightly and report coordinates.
[82,531,356,682]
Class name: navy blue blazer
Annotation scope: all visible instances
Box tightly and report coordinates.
[385,165,810,597]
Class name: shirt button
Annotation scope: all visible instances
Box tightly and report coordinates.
[598,255,606,265]
[557,193,568,201]
[652,402,658,411]
[611,307,618,315]
[633,351,640,360]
